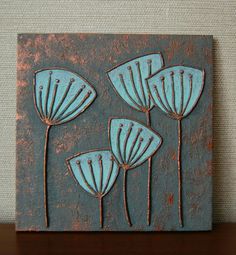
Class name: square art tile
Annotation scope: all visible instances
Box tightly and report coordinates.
[16,33,213,231]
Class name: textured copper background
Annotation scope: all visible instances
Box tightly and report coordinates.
[16,34,212,231]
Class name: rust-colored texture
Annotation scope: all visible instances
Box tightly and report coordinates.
[16,34,212,231]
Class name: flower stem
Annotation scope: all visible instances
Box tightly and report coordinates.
[177,119,183,227]
[43,125,51,228]
[146,110,151,127]
[123,169,132,226]
[99,195,103,228]
[146,110,152,226]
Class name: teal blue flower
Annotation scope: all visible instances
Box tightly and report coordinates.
[34,68,96,228]
[107,53,163,113]
[109,118,162,226]
[109,118,162,170]
[34,68,96,125]
[67,150,119,228]
[147,65,204,120]
[147,65,205,227]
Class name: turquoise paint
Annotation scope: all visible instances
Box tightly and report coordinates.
[68,150,119,196]
[16,34,213,232]
[107,54,163,111]
[147,66,204,118]
[34,69,96,124]
[109,118,162,169]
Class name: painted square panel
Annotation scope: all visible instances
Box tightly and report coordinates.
[16,33,213,231]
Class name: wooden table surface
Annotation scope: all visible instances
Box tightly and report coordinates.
[0,224,235,255]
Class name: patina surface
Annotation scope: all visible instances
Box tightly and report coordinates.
[16,34,212,231]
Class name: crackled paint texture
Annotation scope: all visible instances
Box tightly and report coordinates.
[16,34,212,231]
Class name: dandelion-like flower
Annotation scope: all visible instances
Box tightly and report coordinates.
[147,65,205,227]
[109,118,162,226]
[34,68,96,227]
[67,150,119,228]
[107,53,163,116]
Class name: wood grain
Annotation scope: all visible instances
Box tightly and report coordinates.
[0,224,235,255]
